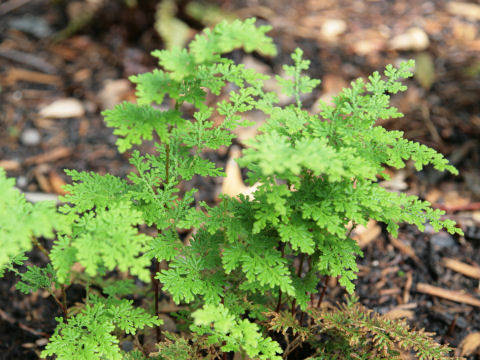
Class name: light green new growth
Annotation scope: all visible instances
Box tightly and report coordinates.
[0,168,66,270]
[192,304,282,360]
[0,18,463,359]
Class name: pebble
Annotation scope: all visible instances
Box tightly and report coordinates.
[121,341,133,352]
[16,176,28,188]
[20,128,41,146]
[8,15,52,38]
[430,232,456,249]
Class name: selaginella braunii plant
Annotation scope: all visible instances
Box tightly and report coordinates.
[0,18,464,360]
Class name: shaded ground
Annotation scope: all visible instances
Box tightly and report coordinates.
[0,0,479,358]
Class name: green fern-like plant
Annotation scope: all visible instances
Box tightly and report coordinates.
[0,18,463,359]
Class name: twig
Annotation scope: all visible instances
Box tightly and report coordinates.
[0,0,32,15]
[0,49,57,74]
[0,307,50,338]
[433,202,480,213]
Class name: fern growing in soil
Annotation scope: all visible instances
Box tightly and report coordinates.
[0,18,463,359]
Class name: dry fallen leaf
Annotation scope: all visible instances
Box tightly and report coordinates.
[98,79,133,110]
[221,146,258,199]
[352,219,381,248]
[312,74,348,111]
[379,170,408,192]
[457,332,480,357]
[39,98,85,118]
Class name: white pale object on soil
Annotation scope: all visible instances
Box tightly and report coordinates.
[389,27,430,51]
[20,128,41,146]
[321,19,347,40]
[39,98,85,118]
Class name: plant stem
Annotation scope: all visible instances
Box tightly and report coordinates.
[153,103,177,342]
[32,236,69,320]
[275,244,286,313]
[291,253,305,316]
[32,237,50,259]
[316,275,330,308]
[61,285,68,320]
[153,260,161,342]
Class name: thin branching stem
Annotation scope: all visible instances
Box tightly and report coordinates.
[316,275,330,309]
[276,244,286,313]
[32,237,68,320]
[32,237,50,259]
[291,253,305,316]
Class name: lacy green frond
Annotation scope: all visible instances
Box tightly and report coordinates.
[103,102,182,152]
[42,297,161,360]
[61,169,131,213]
[192,304,282,360]
[0,168,67,269]
[70,202,152,282]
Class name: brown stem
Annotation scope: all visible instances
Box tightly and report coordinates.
[31,237,68,320]
[291,254,305,316]
[276,290,283,313]
[316,275,330,308]
[61,285,68,320]
[153,106,176,342]
[275,244,286,313]
[32,237,50,259]
[154,260,161,342]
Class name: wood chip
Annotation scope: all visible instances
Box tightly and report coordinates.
[0,159,21,171]
[403,271,413,304]
[384,308,414,320]
[457,332,480,357]
[390,236,421,264]
[416,283,480,307]
[442,258,480,280]
[49,170,68,195]
[0,48,57,74]
[24,146,72,165]
[379,288,401,296]
[3,68,61,86]
[447,2,480,21]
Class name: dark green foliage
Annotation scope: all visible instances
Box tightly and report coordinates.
[0,18,463,359]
